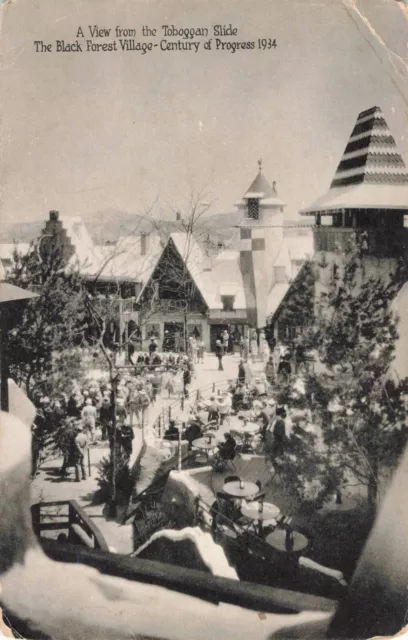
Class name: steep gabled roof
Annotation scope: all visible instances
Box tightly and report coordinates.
[136,233,211,307]
[301,107,408,215]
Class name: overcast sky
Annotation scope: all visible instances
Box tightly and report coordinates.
[0,0,407,228]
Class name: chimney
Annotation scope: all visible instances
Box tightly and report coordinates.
[49,210,59,221]
[176,211,181,221]
[272,181,277,194]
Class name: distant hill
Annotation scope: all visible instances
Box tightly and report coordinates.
[0,209,312,245]
[0,220,45,244]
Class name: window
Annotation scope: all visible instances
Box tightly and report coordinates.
[274,266,286,283]
[247,199,259,220]
[221,295,235,312]
[146,323,160,339]
[188,324,202,338]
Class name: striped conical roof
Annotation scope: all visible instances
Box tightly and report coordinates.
[330,106,408,188]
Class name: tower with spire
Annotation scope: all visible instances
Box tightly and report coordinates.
[236,162,286,328]
[301,106,408,270]
[301,106,408,378]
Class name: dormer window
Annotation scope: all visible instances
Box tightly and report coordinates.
[247,198,259,220]
[221,295,235,312]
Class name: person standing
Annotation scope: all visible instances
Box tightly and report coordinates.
[191,337,198,364]
[238,359,246,384]
[81,398,97,443]
[148,337,157,357]
[215,340,224,371]
[119,422,135,459]
[239,335,245,359]
[222,329,229,355]
[74,426,89,482]
[207,396,219,423]
[250,331,258,358]
[183,364,191,399]
[99,395,113,440]
[265,356,275,385]
[197,339,205,363]
[265,405,286,459]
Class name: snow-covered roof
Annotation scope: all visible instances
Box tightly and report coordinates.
[267,283,291,317]
[88,236,162,282]
[286,235,314,261]
[301,184,408,215]
[54,216,162,282]
[201,250,247,309]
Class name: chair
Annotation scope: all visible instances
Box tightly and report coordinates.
[223,475,240,485]
[215,492,253,532]
[276,514,293,529]
[203,420,219,432]
[229,430,244,454]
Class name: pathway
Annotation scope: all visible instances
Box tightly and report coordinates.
[30,352,241,553]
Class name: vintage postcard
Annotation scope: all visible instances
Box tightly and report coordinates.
[0,1,408,638]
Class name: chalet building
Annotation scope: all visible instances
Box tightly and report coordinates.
[2,166,312,352]
[299,106,408,378]
[136,164,312,351]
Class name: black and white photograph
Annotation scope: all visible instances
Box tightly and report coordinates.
[0,1,408,638]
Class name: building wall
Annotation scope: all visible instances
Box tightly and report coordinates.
[138,313,210,351]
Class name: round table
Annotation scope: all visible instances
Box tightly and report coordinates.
[266,529,309,553]
[233,422,260,453]
[223,480,259,499]
[192,436,219,462]
[234,422,259,435]
[318,494,360,513]
[241,501,280,522]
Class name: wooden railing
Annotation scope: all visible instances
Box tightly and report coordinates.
[314,227,408,257]
[31,500,110,551]
[39,538,337,615]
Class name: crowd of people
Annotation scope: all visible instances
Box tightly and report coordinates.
[31,348,200,480]
[31,330,299,482]
[163,358,297,472]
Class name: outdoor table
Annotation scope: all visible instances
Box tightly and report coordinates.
[266,529,309,554]
[192,436,219,462]
[233,422,260,453]
[318,495,360,514]
[223,480,259,499]
[241,501,281,536]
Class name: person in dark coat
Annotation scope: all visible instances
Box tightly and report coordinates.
[238,359,246,384]
[148,338,157,356]
[185,421,202,448]
[183,365,191,398]
[164,420,179,441]
[119,423,135,459]
[266,406,287,458]
[212,433,236,471]
[215,340,224,371]
[99,396,113,441]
